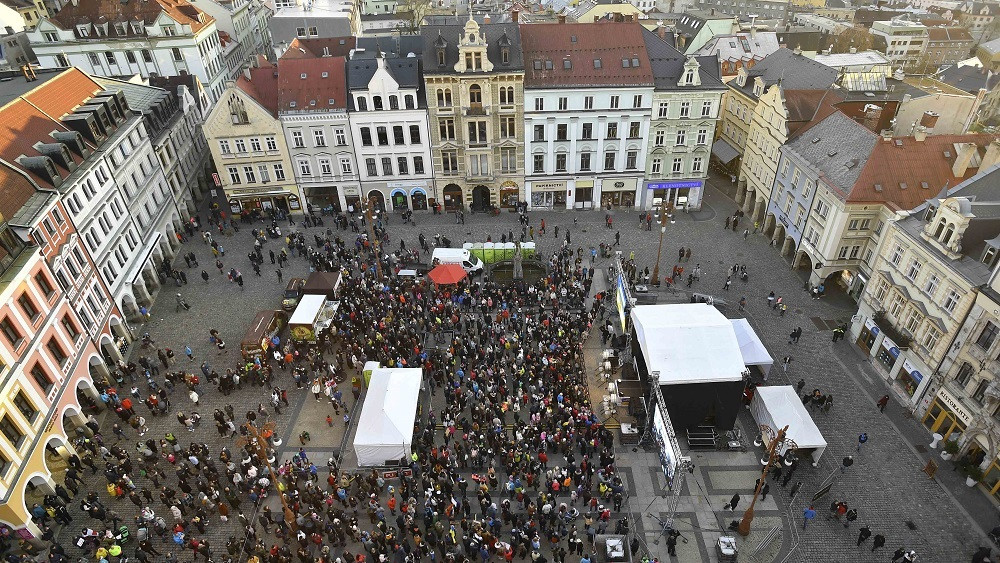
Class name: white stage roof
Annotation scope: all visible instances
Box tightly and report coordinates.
[731,318,774,373]
[631,303,746,385]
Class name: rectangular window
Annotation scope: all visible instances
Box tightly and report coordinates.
[318,159,332,176]
[366,158,377,176]
[0,416,24,448]
[922,326,940,351]
[657,102,668,118]
[943,289,960,314]
[680,102,690,117]
[533,154,544,173]
[360,127,372,146]
[31,364,52,393]
[606,123,618,139]
[35,273,54,298]
[888,293,905,317]
[250,138,261,152]
[468,154,488,176]
[955,362,974,387]
[580,152,591,171]
[297,160,311,176]
[227,167,240,184]
[556,124,568,141]
[625,151,638,170]
[692,157,703,174]
[555,153,567,172]
[442,151,458,174]
[604,152,616,171]
[393,126,405,145]
[558,97,568,110]
[675,130,686,146]
[977,321,998,350]
[291,131,304,148]
[381,157,393,176]
[13,391,37,423]
[696,129,707,145]
[584,96,594,110]
[633,94,642,108]
[610,95,619,109]
[265,137,277,151]
[409,125,420,144]
[468,121,487,144]
[581,123,593,140]
[376,127,388,146]
[258,165,270,183]
[629,122,640,139]
[905,259,921,281]
[974,380,990,405]
[890,245,904,266]
[439,120,455,140]
[651,158,661,174]
[923,273,939,296]
[273,164,285,181]
[243,166,256,183]
[672,158,682,173]
[414,156,425,175]
[59,316,80,341]
[500,117,516,138]
[533,124,545,142]
[313,129,326,147]
[339,158,352,175]
[534,98,543,111]
[336,129,347,145]
[47,338,67,365]
[397,157,408,175]
[0,317,21,347]
[702,100,713,117]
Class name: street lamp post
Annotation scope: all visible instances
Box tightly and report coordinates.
[361,195,384,279]
[238,421,297,532]
[651,201,669,286]
[738,424,791,536]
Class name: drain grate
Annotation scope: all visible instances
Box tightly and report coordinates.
[810,316,828,330]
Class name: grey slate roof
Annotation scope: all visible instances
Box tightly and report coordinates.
[355,35,424,58]
[642,27,726,91]
[92,76,170,111]
[347,57,421,90]
[937,64,993,94]
[420,21,523,75]
[731,47,838,100]
[782,110,877,197]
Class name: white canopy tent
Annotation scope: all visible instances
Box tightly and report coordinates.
[353,368,422,467]
[750,385,827,463]
[730,319,774,377]
[630,303,746,385]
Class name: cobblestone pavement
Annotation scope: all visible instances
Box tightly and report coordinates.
[45,175,988,563]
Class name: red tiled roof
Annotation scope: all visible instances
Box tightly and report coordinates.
[23,68,103,119]
[786,88,845,138]
[51,0,213,36]
[277,57,348,112]
[236,63,279,117]
[520,22,653,87]
[927,26,973,42]
[281,37,357,60]
[849,133,999,209]
[236,57,348,115]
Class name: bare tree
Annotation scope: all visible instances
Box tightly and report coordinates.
[400,0,433,33]
[829,27,875,54]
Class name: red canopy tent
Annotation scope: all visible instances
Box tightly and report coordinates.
[428,264,468,286]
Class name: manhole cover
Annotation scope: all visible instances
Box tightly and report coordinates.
[915,445,927,453]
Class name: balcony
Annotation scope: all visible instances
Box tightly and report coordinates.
[872,310,913,349]
[464,104,489,116]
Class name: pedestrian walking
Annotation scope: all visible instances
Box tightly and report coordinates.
[782,356,792,374]
[200,270,209,283]
[857,432,868,451]
[840,455,854,473]
[788,481,802,498]
[802,506,816,529]
[175,293,190,312]
[739,296,746,311]
[872,534,886,552]
[892,547,906,562]
[723,493,740,511]
[795,379,806,394]
[877,394,890,413]
[743,229,750,240]
[856,526,871,546]
[276,269,283,282]
[184,346,194,361]
[844,508,858,529]
[760,483,770,500]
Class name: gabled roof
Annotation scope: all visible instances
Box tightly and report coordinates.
[520,22,652,88]
[927,26,973,42]
[784,111,877,196]
[347,56,421,90]
[420,21,523,75]
[50,0,213,36]
[850,133,998,209]
[280,36,356,60]
[731,47,838,100]
[276,57,348,112]
[642,27,725,91]
[236,62,279,117]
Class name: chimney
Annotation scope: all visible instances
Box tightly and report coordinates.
[558,14,566,23]
[850,46,857,53]
[914,125,927,142]
[594,15,599,22]
[657,21,666,40]
[920,111,939,131]
[483,14,490,23]
[982,139,1000,170]
[880,129,893,141]
[952,142,978,177]
[243,67,251,81]
[511,9,519,22]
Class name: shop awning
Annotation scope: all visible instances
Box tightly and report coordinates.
[712,139,740,164]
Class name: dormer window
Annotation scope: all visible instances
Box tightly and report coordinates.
[357,97,367,111]
[114,23,126,35]
[684,69,694,83]
[131,22,143,34]
[77,25,89,37]
[228,95,248,125]
[501,47,509,64]
[983,245,999,268]
[437,48,445,66]
[753,82,763,97]
[162,25,176,36]
[943,224,955,245]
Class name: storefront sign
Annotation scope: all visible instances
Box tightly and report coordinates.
[647,180,704,190]
[880,334,897,356]
[343,187,361,196]
[864,317,880,336]
[388,181,428,190]
[605,179,637,191]
[938,387,974,424]
[533,181,566,191]
[212,173,222,187]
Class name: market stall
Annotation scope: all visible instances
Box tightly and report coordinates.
[353,368,422,466]
[750,385,827,464]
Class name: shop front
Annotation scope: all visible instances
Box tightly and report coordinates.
[895,357,927,399]
[978,451,1000,503]
[304,186,343,213]
[411,188,428,211]
[529,180,567,209]
[442,184,463,212]
[343,186,362,213]
[384,182,431,212]
[499,181,519,209]
[874,333,899,375]
[599,178,637,209]
[857,317,880,354]
[574,180,594,209]
[643,180,704,211]
[227,186,301,215]
[922,386,973,441]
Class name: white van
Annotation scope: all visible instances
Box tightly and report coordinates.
[431,248,484,274]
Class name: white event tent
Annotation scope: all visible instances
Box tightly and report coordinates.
[730,318,773,377]
[750,385,827,463]
[353,368,422,466]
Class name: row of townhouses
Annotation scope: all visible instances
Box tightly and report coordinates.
[203,17,726,215]
[0,67,211,535]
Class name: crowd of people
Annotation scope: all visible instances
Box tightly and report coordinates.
[9,206,637,563]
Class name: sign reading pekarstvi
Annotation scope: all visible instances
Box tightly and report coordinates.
[647,180,703,190]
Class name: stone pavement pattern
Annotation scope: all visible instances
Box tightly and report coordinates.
[45,178,988,563]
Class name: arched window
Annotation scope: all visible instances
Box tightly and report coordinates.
[389,95,399,110]
[943,224,955,245]
[436,89,445,106]
[357,96,368,111]
[405,95,415,109]
[444,89,452,106]
[934,218,946,239]
[469,84,482,105]
[373,96,383,110]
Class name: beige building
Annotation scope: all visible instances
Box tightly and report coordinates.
[420,17,524,212]
[204,66,301,214]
